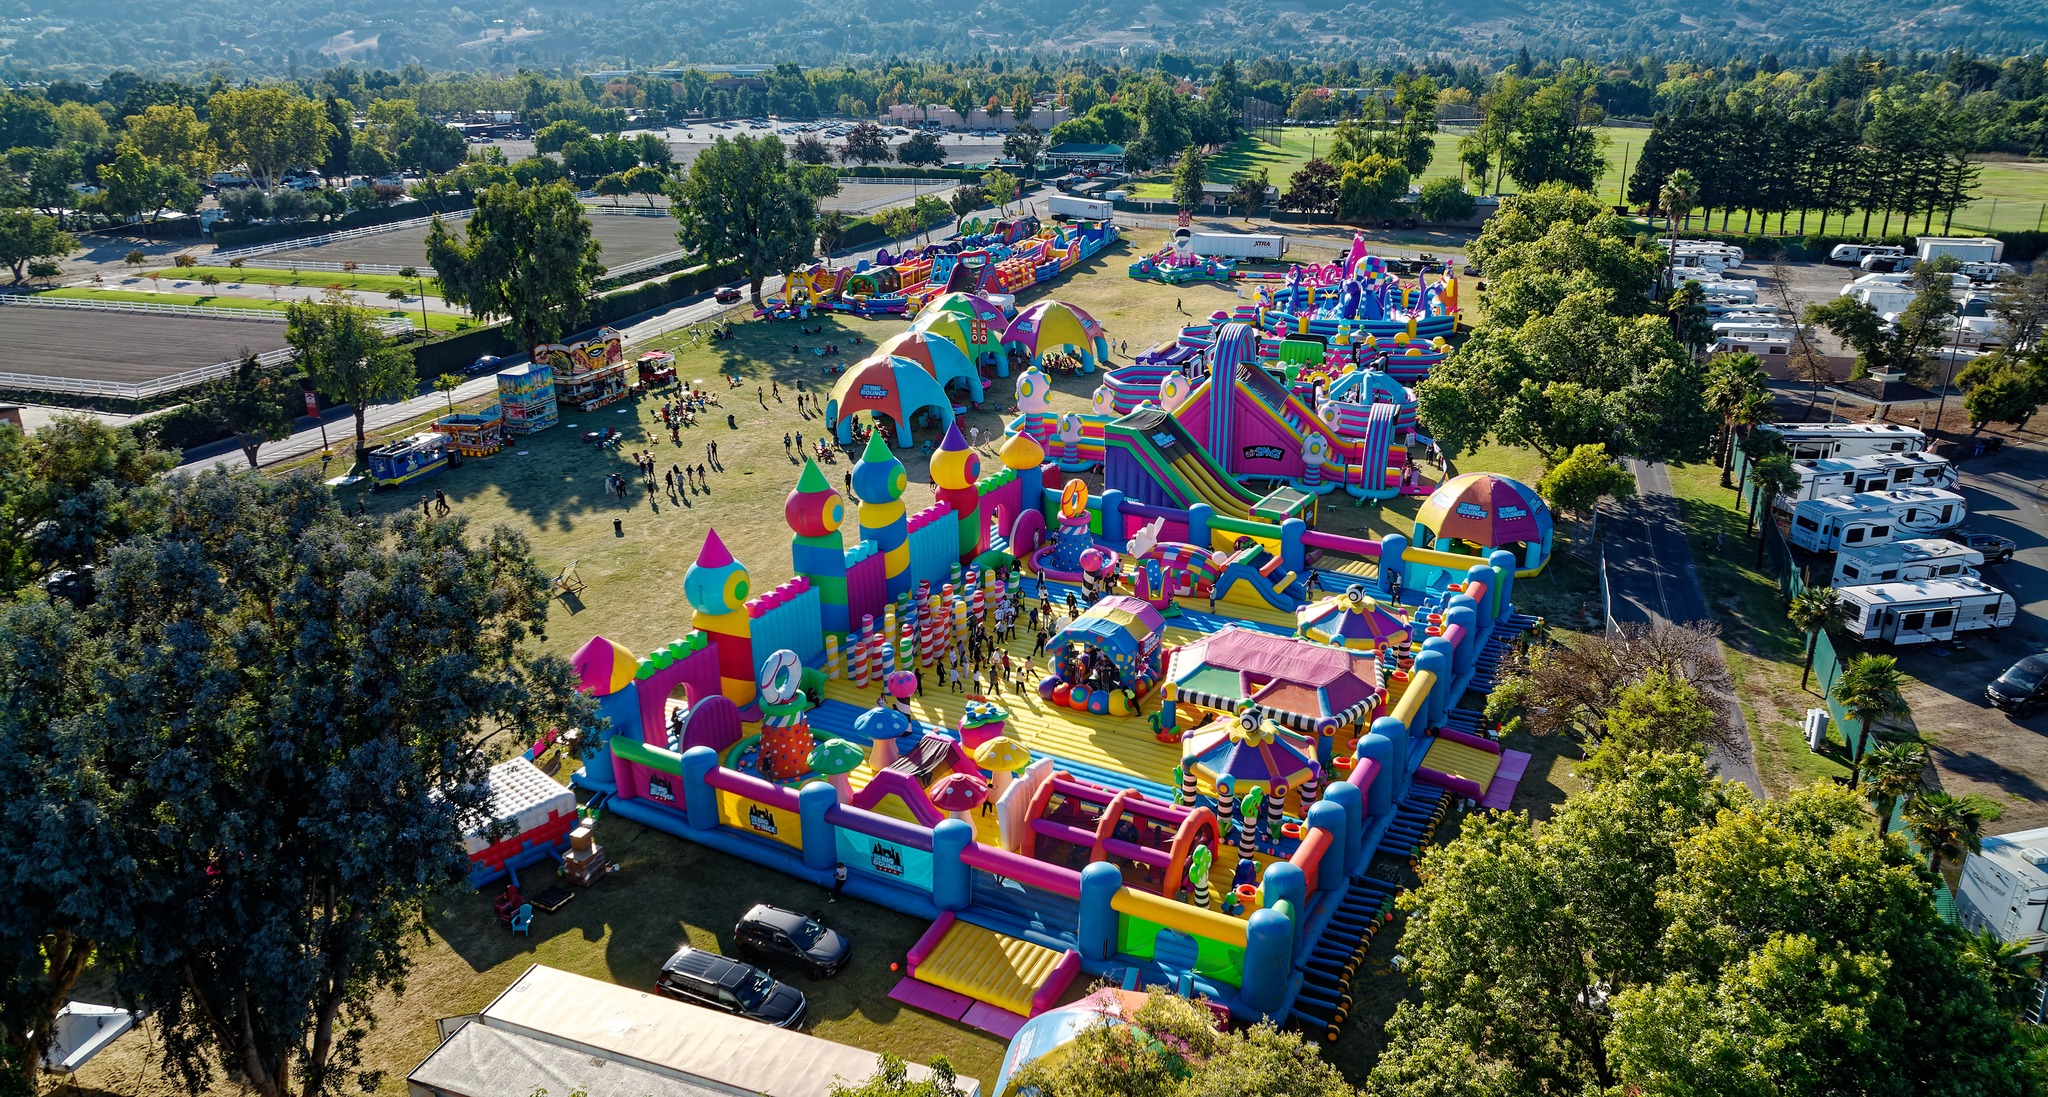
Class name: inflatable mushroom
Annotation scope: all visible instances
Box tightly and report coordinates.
[854,704,914,770]
[930,771,990,824]
[972,736,1032,800]
[807,739,866,803]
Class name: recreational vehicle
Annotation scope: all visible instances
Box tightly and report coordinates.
[1758,422,1927,460]
[1775,451,1959,510]
[1837,577,2016,644]
[1956,826,2048,956]
[1712,326,1795,354]
[1830,538,1984,586]
[1786,487,1966,553]
[1829,243,1906,266]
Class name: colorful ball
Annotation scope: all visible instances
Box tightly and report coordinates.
[1039,677,1059,701]
[885,670,918,700]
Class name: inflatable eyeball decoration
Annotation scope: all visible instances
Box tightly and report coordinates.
[1158,371,1188,413]
[1302,432,1330,467]
[1015,367,1053,413]
[760,649,803,704]
[1092,384,1114,414]
[1346,584,1367,603]
[1057,412,1083,444]
[1237,710,1260,732]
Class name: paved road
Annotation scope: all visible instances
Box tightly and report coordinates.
[1606,459,1765,794]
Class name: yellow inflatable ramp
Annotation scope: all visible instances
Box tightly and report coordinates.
[906,913,1079,1019]
[1420,737,1503,792]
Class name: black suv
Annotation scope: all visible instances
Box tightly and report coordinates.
[655,946,807,1028]
[1946,529,2018,564]
[1988,654,2048,715]
[735,905,851,978]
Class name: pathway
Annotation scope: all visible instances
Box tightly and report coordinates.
[1606,459,1764,794]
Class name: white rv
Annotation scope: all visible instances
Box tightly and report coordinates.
[1837,576,2016,644]
[1957,826,2048,957]
[1775,451,1959,510]
[1713,326,1795,355]
[1786,487,1966,553]
[1759,422,1928,461]
[1829,243,1905,266]
[1831,538,1984,586]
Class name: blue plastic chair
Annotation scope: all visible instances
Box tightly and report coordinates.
[510,903,533,936]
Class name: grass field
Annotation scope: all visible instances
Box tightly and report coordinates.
[146,265,442,296]
[68,230,1604,1095]
[41,287,471,332]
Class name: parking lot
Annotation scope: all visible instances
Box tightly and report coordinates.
[0,308,289,384]
[479,121,1012,173]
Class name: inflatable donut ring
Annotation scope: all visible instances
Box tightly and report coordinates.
[1059,479,1089,519]
[759,648,802,705]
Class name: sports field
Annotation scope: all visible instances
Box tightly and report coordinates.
[264,206,684,270]
[0,308,289,383]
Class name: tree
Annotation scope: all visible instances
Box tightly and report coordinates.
[1,469,593,1097]
[206,87,336,190]
[594,172,629,206]
[1704,351,1770,477]
[671,135,821,306]
[1960,931,2042,1014]
[95,147,199,233]
[0,208,74,284]
[122,104,214,183]
[1280,159,1340,217]
[1001,989,1348,1097]
[1336,154,1410,223]
[896,131,947,167]
[1535,443,1635,541]
[878,204,920,242]
[1860,740,1929,836]
[1227,169,1268,221]
[1834,652,1908,786]
[1787,585,1852,690]
[428,181,605,349]
[622,164,668,207]
[1578,669,1724,783]
[1002,124,1044,177]
[981,169,1019,215]
[1658,168,1699,286]
[534,120,591,155]
[947,185,984,218]
[434,372,463,413]
[1414,176,1475,223]
[1485,621,1733,749]
[839,121,890,165]
[1744,453,1800,560]
[0,415,172,600]
[286,291,417,462]
[1171,146,1206,212]
[1905,790,1987,876]
[191,354,295,468]
[815,209,849,256]
[829,1053,965,1097]
[1956,349,2048,434]
[1667,280,1716,359]
[791,134,833,165]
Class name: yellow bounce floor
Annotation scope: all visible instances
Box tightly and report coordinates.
[1420,737,1502,792]
[915,919,1066,1017]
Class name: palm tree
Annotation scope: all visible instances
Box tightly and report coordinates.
[1859,740,1929,835]
[1786,586,1850,690]
[1659,168,1699,291]
[1705,353,1770,481]
[1961,929,2042,1013]
[1746,453,1802,564]
[1904,790,1986,876]
[1834,653,1907,786]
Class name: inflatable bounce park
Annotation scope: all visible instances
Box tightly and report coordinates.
[559,257,1556,1045]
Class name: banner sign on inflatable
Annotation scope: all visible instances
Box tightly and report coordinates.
[837,828,933,889]
[717,792,802,849]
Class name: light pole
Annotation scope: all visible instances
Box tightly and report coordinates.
[1929,321,1965,435]
[416,275,430,331]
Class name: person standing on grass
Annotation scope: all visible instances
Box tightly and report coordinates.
[830,862,847,902]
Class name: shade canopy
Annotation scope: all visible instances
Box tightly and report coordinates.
[1415,472,1552,549]
[826,354,956,448]
[1003,301,1110,365]
[1181,715,1319,794]
[1296,586,1409,649]
[871,329,983,401]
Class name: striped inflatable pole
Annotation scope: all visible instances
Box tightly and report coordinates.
[824,634,841,679]
[899,618,914,667]
[1177,765,1198,806]
[1263,782,1285,840]
[853,615,875,687]
[1192,869,1210,910]
[1236,793,1259,860]
[1214,779,1235,842]
[1301,766,1322,808]
[971,585,985,626]
[850,633,869,688]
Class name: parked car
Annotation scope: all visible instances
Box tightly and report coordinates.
[1986,653,2048,715]
[1946,529,2017,563]
[465,354,503,377]
[715,286,743,303]
[655,946,807,1028]
[734,905,851,978]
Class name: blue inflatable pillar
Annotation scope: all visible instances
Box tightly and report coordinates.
[679,746,720,832]
[1100,489,1125,543]
[798,782,838,872]
[1241,910,1293,1017]
[1019,460,1047,517]
[1324,781,1366,877]
[1280,518,1306,576]
[1378,534,1409,600]
[1487,550,1518,617]
[931,819,972,912]
[1417,644,1452,731]
[1445,604,1479,679]
[1077,861,1122,962]
[1186,503,1214,551]
[579,689,641,794]
[1370,715,1410,800]
[1304,802,1349,895]
[1356,730,1393,817]
[1261,861,1307,949]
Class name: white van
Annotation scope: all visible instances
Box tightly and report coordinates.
[1838,577,2016,644]
[1832,538,1984,586]
[1830,243,1906,266]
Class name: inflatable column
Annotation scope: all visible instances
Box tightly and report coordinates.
[684,529,757,719]
[930,422,982,561]
[787,458,851,635]
[853,431,912,601]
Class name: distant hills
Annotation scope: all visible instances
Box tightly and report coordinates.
[13,0,2048,76]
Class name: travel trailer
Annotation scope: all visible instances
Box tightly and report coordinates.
[1956,826,2048,957]
[1829,243,1906,266]
[1786,488,1966,553]
[1758,422,1927,461]
[1837,577,2016,644]
[1774,451,1959,510]
[1712,326,1795,354]
[1830,538,1984,586]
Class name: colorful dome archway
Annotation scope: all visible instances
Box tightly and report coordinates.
[826,354,956,449]
[1003,300,1111,373]
[1413,472,1553,576]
